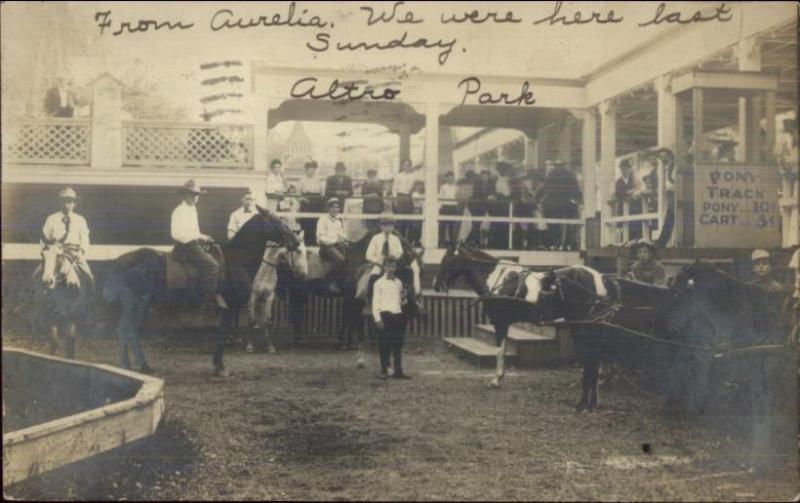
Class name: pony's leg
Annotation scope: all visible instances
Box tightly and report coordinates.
[245,289,261,353]
[48,324,59,355]
[213,310,230,375]
[489,339,507,389]
[577,360,590,412]
[587,359,601,412]
[263,292,277,354]
[65,322,77,359]
[489,324,509,388]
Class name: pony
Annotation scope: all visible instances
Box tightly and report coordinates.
[102,207,304,376]
[245,233,308,353]
[434,242,676,410]
[34,243,92,358]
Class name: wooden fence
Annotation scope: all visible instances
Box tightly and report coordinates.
[269,292,488,339]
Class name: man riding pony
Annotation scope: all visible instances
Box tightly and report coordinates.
[40,187,94,294]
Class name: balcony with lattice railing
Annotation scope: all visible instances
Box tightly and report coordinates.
[2,119,91,165]
[122,122,253,169]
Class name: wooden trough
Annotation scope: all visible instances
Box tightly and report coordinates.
[2,347,165,487]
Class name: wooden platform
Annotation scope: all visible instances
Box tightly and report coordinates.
[2,348,165,487]
[444,322,575,368]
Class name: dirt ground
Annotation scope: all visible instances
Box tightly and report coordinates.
[4,328,799,502]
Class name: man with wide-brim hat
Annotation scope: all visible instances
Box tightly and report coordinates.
[316,197,349,292]
[41,187,95,293]
[625,238,666,286]
[171,179,220,311]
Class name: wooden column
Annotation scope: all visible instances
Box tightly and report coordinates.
[692,88,704,163]
[737,37,762,162]
[581,108,597,250]
[600,100,616,246]
[765,89,776,163]
[422,102,440,250]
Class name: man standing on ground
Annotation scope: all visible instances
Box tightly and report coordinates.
[372,255,411,380]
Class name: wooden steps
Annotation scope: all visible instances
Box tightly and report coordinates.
[444,322,576,368]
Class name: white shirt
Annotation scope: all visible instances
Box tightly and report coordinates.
[265,172,286,195]
[297,175,323,194]
[393,170,417,195]
[496,176,511,197]
[438,183,456,201]
[41,211,90,253]
[227,206,257,240]
[171,201,203,244]
[316,213,346,245]
[58,86,70,107]
[278,197,301,231]
[372,275,404,323]
[366,232,404,267]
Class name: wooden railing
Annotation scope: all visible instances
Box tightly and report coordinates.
[2,118,91,165]
[122,121,253,169]
[269,291,488,339]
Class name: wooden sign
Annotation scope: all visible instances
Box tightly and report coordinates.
[693,163,782,248]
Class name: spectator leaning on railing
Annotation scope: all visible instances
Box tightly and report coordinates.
[614,158,643,240]
[297,160,324,245]
[438,171,458,247]
[488,162,513,250]
[536,159,582,251]
[468,169,495,247]
[325,161,354,209]
[362,168,385,232]
[392,159,417,242]
[265,158,287,211]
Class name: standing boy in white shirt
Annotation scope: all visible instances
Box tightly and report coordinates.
[372,256,411,380]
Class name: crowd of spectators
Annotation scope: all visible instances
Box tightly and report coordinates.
[262,156,584,251]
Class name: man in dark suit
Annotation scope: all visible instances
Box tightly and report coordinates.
[537,159,582,250]
[325,161,354,209]
[44,76,75,118]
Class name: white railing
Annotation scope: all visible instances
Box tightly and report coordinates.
[122,121,254,169]
[2,118,91,165]
[271,195,583,251]
[605,197,662,245]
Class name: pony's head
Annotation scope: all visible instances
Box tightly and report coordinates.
[40,243,80,290]
[433,242,495,295]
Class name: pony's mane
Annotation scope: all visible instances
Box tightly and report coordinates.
[457,243,497,264]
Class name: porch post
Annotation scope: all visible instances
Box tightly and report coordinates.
[581,108,597,218]
[600,99,617,246]
[398,125,411,164]
[737,37,761,162]
[422,101,440,249]
[656,75,676,242]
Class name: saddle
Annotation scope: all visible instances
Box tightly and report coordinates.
[166,244,225,290]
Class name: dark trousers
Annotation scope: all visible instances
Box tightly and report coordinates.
[467,201,487,245]
[439,205,459,247]
[488,200,510,249]
[543,206,579,250]
[174,242,219,303]
[378,312,407,372]
[300,196,323,245]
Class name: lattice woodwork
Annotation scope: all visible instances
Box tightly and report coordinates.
[3,121,90,165]
[123,123,253,169]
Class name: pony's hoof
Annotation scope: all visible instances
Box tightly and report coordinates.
[356,357,366,369]
[245,343,255,354]
[267,345,277,354]
[488,378,501,389]
[213,368,231,378]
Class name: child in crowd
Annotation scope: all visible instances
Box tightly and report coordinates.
[626,239,667,286]
[749,249,784,294]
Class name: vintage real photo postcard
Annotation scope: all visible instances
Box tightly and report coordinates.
[2,1,798,500]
